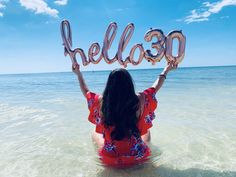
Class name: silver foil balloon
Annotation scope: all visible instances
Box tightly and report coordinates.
[60,20,90,66]
[88,42,102,64]
[60,20,186,67]
[144,29,165,65]
[165,30,186,64]
[129,44,144,65]
[73,48,89,66]
[116,23,135,68]
[102,22,117,64]
[60,20,72,57]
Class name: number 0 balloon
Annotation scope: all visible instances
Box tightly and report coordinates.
[165,30,186,64]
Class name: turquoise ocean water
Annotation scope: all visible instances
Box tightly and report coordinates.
[0,66,236,177]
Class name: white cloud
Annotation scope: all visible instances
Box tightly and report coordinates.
[19,0,59,17]
[0,4,6,9]
[184,0,236,24]
[54,0,68,6]
[0,0,8,17]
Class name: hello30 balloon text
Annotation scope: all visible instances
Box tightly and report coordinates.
[60,20,186,67]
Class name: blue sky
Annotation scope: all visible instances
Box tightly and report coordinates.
[0,0,236,74]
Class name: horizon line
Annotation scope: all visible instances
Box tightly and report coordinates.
[0,64,235,76]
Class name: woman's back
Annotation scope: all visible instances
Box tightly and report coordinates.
[86,87,157,167]
[72,61,177,167]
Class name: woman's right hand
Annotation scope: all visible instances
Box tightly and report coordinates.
[163,60,178,74]
[72,63,80,76]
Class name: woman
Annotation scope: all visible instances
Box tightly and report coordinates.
[72,61,177,167]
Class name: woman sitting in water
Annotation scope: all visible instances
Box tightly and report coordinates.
[72,61,177,167]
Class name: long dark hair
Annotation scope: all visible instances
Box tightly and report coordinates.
[101,68,140,141]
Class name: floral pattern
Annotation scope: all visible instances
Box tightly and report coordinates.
[144,96,149,107]
[104,141,116,153]
[152,93,157,102]
[130,136,147,160]
[87,98,94,109]
[144,112,155,124]
[95,116,101,125]
[86,88,157,166]
[93,108,102,125]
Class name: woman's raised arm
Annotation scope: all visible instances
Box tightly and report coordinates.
[72,63,89,97]
[152,61,177,93]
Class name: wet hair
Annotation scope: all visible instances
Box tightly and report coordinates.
[101,68,140,141]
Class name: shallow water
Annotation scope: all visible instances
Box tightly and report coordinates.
[0,66,236,177]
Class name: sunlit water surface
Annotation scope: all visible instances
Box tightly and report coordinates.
[0,66,236,177]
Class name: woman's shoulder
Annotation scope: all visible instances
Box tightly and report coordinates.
[86,91,102,111]
[137,87,157,106]
[86,91,102,101]
[143,87,156,95]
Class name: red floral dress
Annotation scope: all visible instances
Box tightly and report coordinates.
[86,87,157,167]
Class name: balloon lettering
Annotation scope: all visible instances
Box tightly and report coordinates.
[144,29,165,65]
[60,20,186,67]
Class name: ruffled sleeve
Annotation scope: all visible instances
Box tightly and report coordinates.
[86,91,103,133]
[138,87,158,135]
